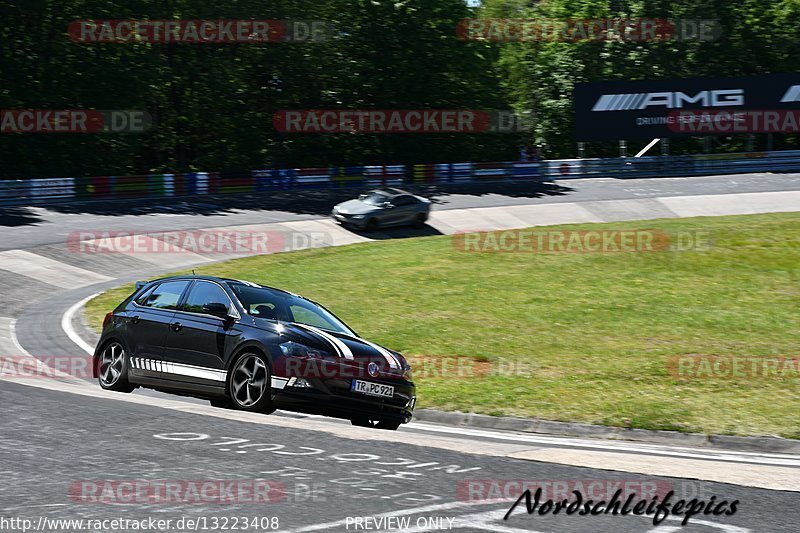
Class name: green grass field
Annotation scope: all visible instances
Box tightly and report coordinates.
[85,213,800,438]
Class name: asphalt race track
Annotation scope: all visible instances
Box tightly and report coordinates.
[0,380,795,533]
[1,173,799,532]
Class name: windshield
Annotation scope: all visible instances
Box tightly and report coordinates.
[361,192,389,206]
[229,283,356,336]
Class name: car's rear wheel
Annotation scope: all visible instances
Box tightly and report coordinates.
[364,218,379,232]
[351,417,401,431]
[229,352,276,414]
[97,341,135,393]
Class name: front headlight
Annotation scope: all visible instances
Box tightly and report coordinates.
[279,341,330,359]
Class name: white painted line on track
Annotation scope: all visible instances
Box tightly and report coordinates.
[61,293,99,355]
[8,318,30,357]
[407,423,800,467]
[3,318,83,383]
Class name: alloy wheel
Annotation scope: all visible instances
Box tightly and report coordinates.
[231,355,269,408]
[99,342,124,387]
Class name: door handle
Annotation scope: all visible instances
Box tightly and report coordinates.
[170,321,182,332]
[130,315,140,324]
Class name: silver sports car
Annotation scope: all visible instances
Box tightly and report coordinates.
[331,188,431,231]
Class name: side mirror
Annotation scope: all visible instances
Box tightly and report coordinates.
[359,194,368,200]
[383,201,393,208]
[203,302,231,319]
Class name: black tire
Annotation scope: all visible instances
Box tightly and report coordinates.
[210,398,233,409]
[228,352,276,414]
[413,213,427,228]
[351,417,401,431]
[97,340,135,393]
[364,218,379,232]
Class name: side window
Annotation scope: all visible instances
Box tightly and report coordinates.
[141,281,189,310]
[394,195,414,206]
[182,281,232,315]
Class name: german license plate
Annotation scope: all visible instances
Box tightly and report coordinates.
[351,379,394,398]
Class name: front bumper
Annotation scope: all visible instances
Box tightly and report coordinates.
[273,376,415,423]
[331,212,367,229]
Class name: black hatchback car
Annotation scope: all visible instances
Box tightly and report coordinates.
[94,275,415,430]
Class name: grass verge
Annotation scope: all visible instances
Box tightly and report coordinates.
[85,213,800,438]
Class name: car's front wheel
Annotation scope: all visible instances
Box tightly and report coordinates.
[228,352,276,414]
[97,341,135,393]
[351,417,401,431]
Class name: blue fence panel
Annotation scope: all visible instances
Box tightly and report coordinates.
[3,150,800,207]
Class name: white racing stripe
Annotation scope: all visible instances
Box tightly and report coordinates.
[294,324,354,360]
[131,357,226,382]
[358,338,400,369]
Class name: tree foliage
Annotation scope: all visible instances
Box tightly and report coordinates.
[1,0,798,177]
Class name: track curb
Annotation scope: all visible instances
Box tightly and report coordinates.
[413,409,800,454]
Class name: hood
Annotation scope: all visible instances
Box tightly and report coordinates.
[333,199,382,216]
[270,320,406,374]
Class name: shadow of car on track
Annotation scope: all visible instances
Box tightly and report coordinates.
[0,207,45,227]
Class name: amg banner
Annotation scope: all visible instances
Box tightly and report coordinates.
[573,73,800,140]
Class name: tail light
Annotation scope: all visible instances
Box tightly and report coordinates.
[102,312,113,328]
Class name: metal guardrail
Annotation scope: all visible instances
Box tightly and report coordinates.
[1,150,799,207]
[540,150,800,179]
[0,162,540,208]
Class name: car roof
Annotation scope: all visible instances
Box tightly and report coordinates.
[370,187,412,198]
[143,275,299,298]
